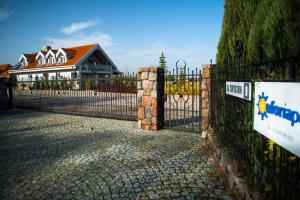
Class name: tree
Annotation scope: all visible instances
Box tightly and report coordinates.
[159,52,167,71]
[43,73,50,89]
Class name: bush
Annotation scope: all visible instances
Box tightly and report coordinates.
[60,78,70,90]
[84,80,93,90]
[40,81,45,90]
[164,80,200,95]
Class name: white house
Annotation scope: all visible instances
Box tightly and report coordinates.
[9,43,121,81]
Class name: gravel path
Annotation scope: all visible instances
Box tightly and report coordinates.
[0,109,233,200]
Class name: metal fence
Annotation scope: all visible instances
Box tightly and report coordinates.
[164,65,202,132]
[211,56,300,199]
[13,74,137,120]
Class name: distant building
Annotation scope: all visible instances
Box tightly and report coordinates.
[9,43,121,81]
[0,64,12,78]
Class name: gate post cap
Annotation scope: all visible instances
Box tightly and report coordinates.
[138,67,151,73]
[138,67,162,73]
[202,64,212,69]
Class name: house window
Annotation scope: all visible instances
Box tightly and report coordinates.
[57,56,66,64]
[47,56,55,64]
[71,72,77,79]
[38,57,44,65]
[21,60,27,67]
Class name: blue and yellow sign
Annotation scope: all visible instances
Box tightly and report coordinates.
[257,92,300,126]
[254,82,300,157]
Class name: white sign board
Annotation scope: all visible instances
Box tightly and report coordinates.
[254,82,300,157]
[226,81,251,101]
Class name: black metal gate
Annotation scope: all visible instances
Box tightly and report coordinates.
[211,56,300,199]
[164,62,202,132]
[13,74,137,120]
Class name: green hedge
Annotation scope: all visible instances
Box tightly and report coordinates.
[217,0,300,66]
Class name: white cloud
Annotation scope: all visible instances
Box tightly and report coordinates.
[61,19,98,34]
[44,19,113,50]
[44,33,113,49]
[44,19,214,74]
[0,0,14,22]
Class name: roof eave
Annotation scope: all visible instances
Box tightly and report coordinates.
[9,65,75,74]
[74,44,117,70]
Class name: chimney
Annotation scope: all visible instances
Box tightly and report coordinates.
[43,45,52,52]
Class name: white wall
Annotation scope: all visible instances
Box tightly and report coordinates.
[16,71,73,81]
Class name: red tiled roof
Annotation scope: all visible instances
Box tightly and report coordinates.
[62,48,76,57]
[15,44,97,71]
[0,64,12,77]
[23,53,37,63]
[0,64,12,72]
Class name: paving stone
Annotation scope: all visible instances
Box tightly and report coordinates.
[0,109,233,199]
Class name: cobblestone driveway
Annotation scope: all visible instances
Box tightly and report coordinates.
[0,110,233,200]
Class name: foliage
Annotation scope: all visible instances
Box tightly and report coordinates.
[40,80,45,90]
[165,75,175,82]
[50,80,55,90]
[60,78,70,90]
[42,73,50,90]
[217,0,300,66]
[124,76,135,87]
[215,0,300,197]
[53,80,61,90]
[21,82,26,90]
[83,79,93,90]
[164,80,200,95]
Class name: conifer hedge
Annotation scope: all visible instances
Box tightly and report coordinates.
[217,0,300,66]
[215,0,300,198]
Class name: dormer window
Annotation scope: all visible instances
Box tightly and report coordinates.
[47,55,55,64]
[21,59,28,67]
[38,57,45,65]
[57,56,66,64]
[45,49,57,65]
[36,51,46,66]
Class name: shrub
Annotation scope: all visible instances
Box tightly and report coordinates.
[84,80,93,90]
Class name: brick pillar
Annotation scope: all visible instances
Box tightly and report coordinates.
[137,67,164,131]
[201,64,212,136]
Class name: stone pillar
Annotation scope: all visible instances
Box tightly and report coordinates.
[137,67,164,131]
[201,64,212,136]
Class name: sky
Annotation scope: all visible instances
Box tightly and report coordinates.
[0,0,224,73]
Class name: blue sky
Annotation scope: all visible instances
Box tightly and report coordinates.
[0,0,224,73]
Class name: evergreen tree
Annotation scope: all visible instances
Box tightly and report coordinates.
[159,52,167,71]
